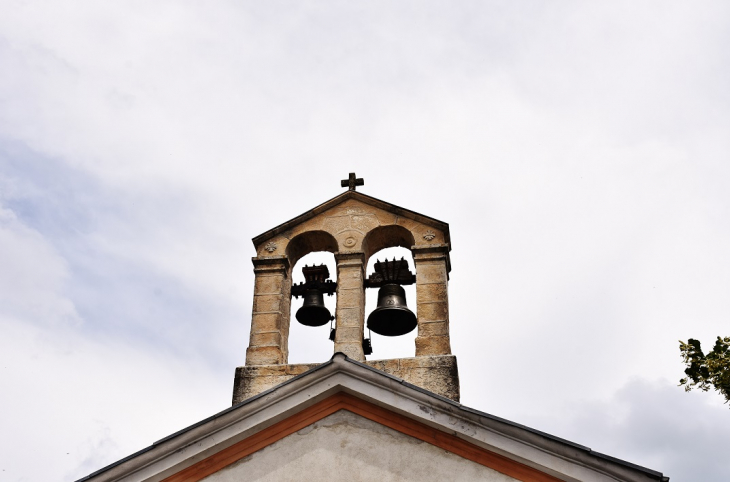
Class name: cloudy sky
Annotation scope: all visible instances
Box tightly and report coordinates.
[1,1,729,481]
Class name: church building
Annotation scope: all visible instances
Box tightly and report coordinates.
[77,174,669,482]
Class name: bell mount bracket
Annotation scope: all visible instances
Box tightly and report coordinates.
[364,257,416,289]
[291,264,337,299]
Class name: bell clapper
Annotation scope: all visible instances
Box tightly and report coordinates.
[329,317,336,341]
[362,329,373,356]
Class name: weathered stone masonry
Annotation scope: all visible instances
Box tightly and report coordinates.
[234,189,460,403]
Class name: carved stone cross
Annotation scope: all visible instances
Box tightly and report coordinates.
[341,172,364,191]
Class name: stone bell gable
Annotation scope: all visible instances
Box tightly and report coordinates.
[238,189,458,403]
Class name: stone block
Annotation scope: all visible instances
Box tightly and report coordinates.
[252,257,289,275]
[254,274,283,294]
[396,217,419,233]
[365,358,400,372]
[415,335,452,356]
[335,251,365,268]
[252,294,282,313]
[279,297,291,317]
[337,287,363,307]
[415,264,448,284]
[374,211,398,226]
[398,354,453,368]
[416,320,450,337]
[245,345,284,366]
[335,342,363,360]
[241,365,288,377]
[336,307,362,326]
[233,372,282,402]
[417,302,449,321]
[351,214,379,233]
[416,283,448,304]
[285,363,320,375]
[334,325,362,342]
[232,363,325,403]
[337,272,364,290]
[322,215,351,233]
[248,375,284,393]
[412,244,450,261]
[249,331,282,347]
[250,313,282,333]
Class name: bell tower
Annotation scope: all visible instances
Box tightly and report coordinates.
[233,174,459,403]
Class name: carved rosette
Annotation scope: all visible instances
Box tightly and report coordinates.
[423,230,436,241]
[264,241,277,253]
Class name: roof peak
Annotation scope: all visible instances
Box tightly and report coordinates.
[252,190,449,247]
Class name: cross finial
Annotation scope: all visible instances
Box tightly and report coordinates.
[341,172,364,191]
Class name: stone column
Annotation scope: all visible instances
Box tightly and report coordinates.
[334,251,366,361]
[245,255,291,366]
[413,245,452,356]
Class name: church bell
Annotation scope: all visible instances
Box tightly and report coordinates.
[291,264,336,328]
[295,289,333,327]
[366,283,417,337]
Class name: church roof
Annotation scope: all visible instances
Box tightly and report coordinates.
[77,354,668,482]
[251,190,451,246]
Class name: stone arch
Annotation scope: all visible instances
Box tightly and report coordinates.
[362,225,416,263]
[286,230,339,267]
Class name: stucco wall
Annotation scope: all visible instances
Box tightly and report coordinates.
[201,410,518,482]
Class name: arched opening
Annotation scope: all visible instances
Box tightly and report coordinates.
[364,246,417,360]
[286,230,339,267]
[362,225,415,263]
[362,225,418,360]
[286,231,339,364]
[289,251,337,364]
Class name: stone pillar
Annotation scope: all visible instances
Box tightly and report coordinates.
[334,251,366,361]
[245,256,291,366]
[413,245,452,356]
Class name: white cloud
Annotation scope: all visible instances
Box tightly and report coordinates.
[0,203,80,327]
[551,379,730,481]
[0,315,228,481]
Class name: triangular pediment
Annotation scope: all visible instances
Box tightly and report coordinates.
[251,191,451,255]
[169,394,537,482]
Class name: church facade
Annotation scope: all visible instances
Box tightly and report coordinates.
[77,175,668,482]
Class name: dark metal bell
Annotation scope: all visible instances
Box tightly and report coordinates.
[366,283,417,336]
[295,289,333,327]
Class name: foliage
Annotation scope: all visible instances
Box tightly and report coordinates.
[679,336,730,405]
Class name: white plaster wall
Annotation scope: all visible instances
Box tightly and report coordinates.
[202,411,519,482]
